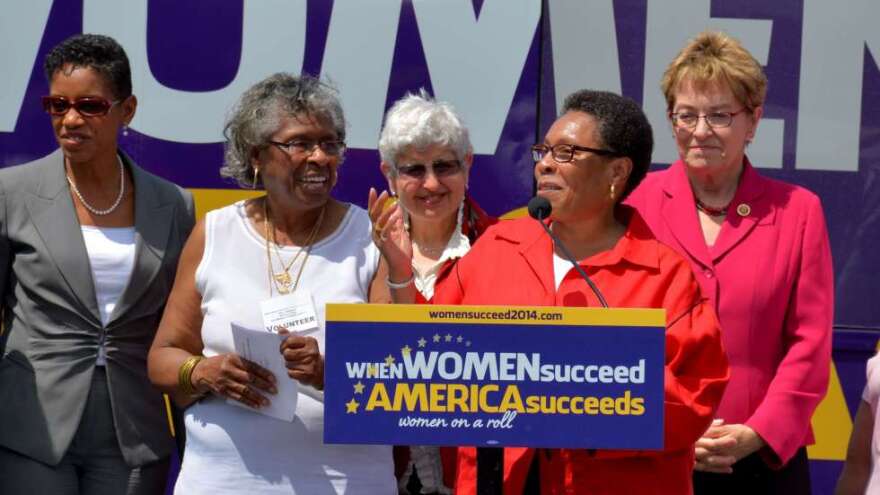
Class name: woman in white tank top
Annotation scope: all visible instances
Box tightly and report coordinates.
[147,73,395,494]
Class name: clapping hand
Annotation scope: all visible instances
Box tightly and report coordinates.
[368,187,412,279]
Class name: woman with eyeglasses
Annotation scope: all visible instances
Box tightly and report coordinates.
[627,31,833,494]
[368,92,496,494]
[0,34,194,493]
[373,89,728,494]
[147,73,395,494]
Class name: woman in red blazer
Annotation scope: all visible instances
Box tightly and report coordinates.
[371,91,496,494]
[372,89,729,494]
[627,31,834,494]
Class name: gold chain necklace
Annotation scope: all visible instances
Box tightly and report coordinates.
[263,200,326,296]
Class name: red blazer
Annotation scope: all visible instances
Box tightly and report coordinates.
[434,209,729,494]
[626,159,833,466]
[393,195,498,486]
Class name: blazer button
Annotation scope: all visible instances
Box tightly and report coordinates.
[703,269,714,279]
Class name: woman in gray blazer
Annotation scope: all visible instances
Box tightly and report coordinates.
[0,34,194,494]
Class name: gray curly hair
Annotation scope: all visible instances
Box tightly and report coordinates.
[221,73,346,188]
[378,91,472,176]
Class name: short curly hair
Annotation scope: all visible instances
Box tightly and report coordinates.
[378,90,472,174]
[562,90,654,201]
[661,31,767,112]
[43,33,132,99]
[221,73,346,188]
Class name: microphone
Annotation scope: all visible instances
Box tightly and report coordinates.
[527,197,608,308]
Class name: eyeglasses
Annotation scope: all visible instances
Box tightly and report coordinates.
[669,109,748,129]
[268,139,346,157]
[531,143,620,163]
[396,160,463,180]
[41,96,121,117]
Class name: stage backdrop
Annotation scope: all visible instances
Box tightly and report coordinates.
[1,1,877,493]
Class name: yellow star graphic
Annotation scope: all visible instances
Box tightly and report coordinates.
[346,398,359,414]
[418,337,427,347]
[456,336,463,343]
[367,364,378,378]
[353,381,365,394]
[445,333,453,342]
[401,345,412,356]
[433,334,441,343]
[385,354,396,365]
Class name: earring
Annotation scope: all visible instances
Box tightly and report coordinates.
[122,125,129,137]
[609,183,616,201]
[252,168,260,189]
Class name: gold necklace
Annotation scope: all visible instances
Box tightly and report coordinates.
[263,200,326,295]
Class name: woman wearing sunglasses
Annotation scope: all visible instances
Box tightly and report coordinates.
[0,34,194,493]
[627,31,833,494]
[373,89,728,494]
[368,92,496,494]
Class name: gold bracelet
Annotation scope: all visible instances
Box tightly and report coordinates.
[177,355,205,396]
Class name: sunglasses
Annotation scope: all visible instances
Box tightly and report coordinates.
[41,96,121,117]
[396,160,462,180]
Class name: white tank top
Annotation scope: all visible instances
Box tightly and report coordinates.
[176,201,393,495]
[80,225,136,365]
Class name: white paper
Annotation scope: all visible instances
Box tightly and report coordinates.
[260,291,320,334]
[229,321,298,422]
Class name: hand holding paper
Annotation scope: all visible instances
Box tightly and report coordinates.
[279,330,325,390]
[191,351,277,410]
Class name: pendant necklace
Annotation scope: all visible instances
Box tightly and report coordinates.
[263,200,325,295]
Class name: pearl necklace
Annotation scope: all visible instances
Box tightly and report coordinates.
[66,156,126,216]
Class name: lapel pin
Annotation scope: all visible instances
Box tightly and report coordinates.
[736,203,751,217]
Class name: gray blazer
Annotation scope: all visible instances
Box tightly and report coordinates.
[0,149,194,466]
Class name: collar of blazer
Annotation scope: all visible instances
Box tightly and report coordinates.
[23,148,177,328]
[659,157,774,269]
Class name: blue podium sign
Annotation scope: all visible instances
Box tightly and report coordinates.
[324,304,666,450]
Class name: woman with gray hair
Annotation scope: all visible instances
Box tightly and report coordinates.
[148,73,394,494]
[368,91,496,494]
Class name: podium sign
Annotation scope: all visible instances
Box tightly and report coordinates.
[324,304,665,450]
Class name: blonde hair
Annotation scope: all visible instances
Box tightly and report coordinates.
[661,31,767,112]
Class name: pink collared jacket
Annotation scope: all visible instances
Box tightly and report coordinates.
[627,158,833,467]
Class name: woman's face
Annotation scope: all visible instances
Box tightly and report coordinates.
[48,64,135,165]
[383,144,470,226]
[671,79,762,176]
[535,111,628,224]
[254,113,342,212]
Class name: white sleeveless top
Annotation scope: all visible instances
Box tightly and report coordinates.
[175,201,394,495]
[80,225,136,365]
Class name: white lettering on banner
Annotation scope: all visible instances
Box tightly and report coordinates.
[798,0,879,171]
[321,0,400,150]
[643,0,784,168]
[412,0,541,154]
[83,0,306,143]
[0,0,52,132]
[390,351,644,384]
[0,2,873,173]
[549,0,621,111]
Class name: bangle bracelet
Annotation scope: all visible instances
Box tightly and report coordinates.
[178,355,205,396]
[386,273,415,289]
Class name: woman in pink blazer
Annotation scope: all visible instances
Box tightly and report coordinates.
[627,31,833,494]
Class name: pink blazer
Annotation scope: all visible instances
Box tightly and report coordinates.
[626,159,833,466]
